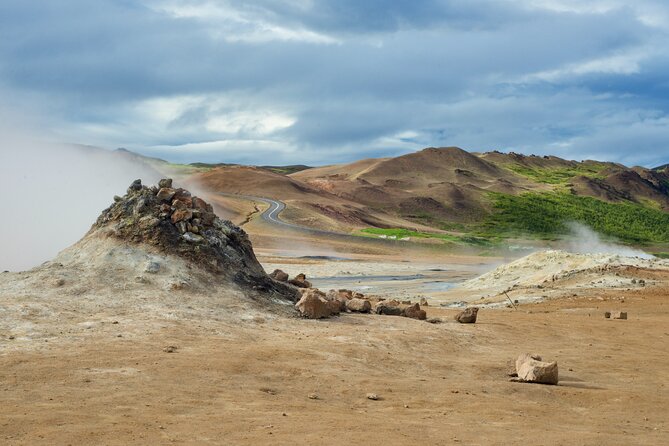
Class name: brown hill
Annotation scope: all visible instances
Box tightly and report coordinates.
[181,147,669,239]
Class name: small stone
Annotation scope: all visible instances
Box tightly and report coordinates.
[113,195,122,202]
[366,393,379,401]
[455,307,478,323]
[171,209,193,224]
[163,345,178,353]
[419,297,429,306]
[426,317,442,324]
[53,278,66,287]
[158,178,173,189]
[308,393,319,400]
[289,273,312,289]
[127,179,142,192]
[192,197,209,210]
[145,262,161,274]
[182,232,204,243]
[604,311,611,318]
[156,187,176,202]
[611,311,627,320]
[269,269,289,282]
[8,335,15,340]
[176,221,188,234]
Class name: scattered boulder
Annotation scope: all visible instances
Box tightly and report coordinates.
[375,301,403,316]
[289,273,312,289]
[419,297,429,306]
[611,311,627,320]
[403,303,427,320]
[346,298,372,313]
[338,289,354,300]
[270,269,289,282]
[366,393,379,401]
[604,311,611,319]
[295,289,333,319]
[426,317,442,324]
[455,307,478,323]
[515,353,558,385]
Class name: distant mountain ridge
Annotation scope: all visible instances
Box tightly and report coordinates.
[119,146,669,245]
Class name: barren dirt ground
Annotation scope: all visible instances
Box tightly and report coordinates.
[2,280,668,445]
[2,216,668,445]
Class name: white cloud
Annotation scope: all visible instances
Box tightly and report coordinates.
[519,48,652,82]
[149,0,340,44]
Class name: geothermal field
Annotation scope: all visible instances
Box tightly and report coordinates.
[1,173,667,445]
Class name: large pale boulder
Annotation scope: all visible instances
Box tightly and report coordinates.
[515,353,558,385]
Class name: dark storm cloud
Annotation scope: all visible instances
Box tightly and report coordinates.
[0,0,668,166]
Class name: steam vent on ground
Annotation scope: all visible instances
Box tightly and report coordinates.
[93,179,297,301]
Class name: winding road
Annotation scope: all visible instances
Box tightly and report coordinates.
[217,193,340,237]
[216,193,403,245]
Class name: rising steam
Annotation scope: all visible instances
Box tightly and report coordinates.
[0,133,161,271]
[564,222,654,259]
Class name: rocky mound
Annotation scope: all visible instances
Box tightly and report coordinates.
[90,178,297,300]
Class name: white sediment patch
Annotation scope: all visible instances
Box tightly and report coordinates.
[460,249,669,294]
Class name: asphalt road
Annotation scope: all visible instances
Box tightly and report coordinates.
[216,193,405,246]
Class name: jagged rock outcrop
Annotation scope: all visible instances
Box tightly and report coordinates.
[91,179,297,300]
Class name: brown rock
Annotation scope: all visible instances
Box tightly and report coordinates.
[515,353,558,385]
[156,187,176,202]
[192,197,209,210]
[338,289,353,300]
[455,307,478,323]
[346,298,372,313]
[173,188,192,201]
[289,273,312,289]
[295,289,332,319]
[172,199,189,210]
[171,209,193,224]
[375,301,403,316]
[611,311,627,320]
[419,297,429,306]
[269,269,289,282]
[158,178,173,189]
[325,299,342,316]
[403,303,427,320]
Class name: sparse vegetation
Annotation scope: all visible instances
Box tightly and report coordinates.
[504,163,607,184]
[481,192,669,243]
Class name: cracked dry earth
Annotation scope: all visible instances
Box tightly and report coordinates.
[1,276,667,445]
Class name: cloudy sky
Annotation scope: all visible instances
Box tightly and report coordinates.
[1,0,669,166]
